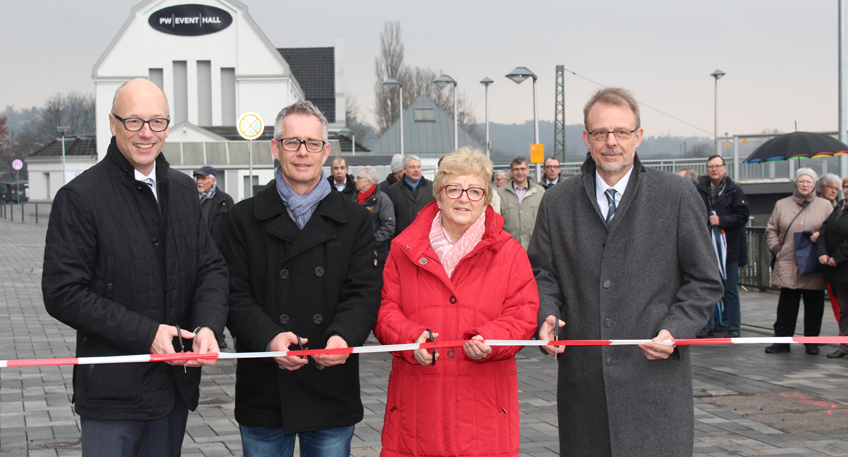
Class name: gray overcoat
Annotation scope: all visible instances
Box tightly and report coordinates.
[527,155,724,457]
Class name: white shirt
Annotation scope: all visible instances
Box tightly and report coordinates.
[595,166,633,220]
[134,164,158,202]
[334,177,347,192]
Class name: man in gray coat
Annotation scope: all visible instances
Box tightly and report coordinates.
[528,87,723,457]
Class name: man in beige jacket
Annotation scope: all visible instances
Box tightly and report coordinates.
[498,155,545,249]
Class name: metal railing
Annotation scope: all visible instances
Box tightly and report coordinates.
[740,227,772,289]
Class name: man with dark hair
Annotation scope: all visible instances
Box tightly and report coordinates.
[221,100,381,456]
[498,155,545,249]
[530,87,723,456]
[541,157,563,188]
[327,156,357,201]
[386,154,434,237]
[42,78,228,456]
[696,154,749,338]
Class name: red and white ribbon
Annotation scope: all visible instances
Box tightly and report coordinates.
[2,336,846,368]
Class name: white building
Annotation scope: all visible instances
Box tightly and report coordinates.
[28,0,348,201]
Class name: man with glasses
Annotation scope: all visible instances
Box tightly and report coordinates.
[42,78,228,456]
[541,157,563,189]
[498,155,545,249]
[494,170,509,188]
[220,100,381,456]
[529,87,723,456]
[696,155,750,338]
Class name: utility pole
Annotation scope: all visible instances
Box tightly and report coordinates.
[554,65,566,162]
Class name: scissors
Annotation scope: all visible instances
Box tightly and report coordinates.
[426,329,437,366]
[175,324,186,373]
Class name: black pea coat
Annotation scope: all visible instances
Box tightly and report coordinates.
[220,184,382,433]
[386,177,435,237]
[42,137,228,421]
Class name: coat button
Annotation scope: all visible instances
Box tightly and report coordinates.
[605,357,614,366]
[449,296,457,304]
[151,238,159,246]
[406,245,411,249]
[315,266,325,277]
[602,279,611,289]
[83,336,89,343]
[107,283,113,291]
[604,318,613,328]
[279,314,290,324]
[313,314,323,324]
[315,364,324,371]
[280,269,289,280]
[419,258,428,265]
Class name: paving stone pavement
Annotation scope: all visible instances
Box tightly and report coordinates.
[2,216,848,456]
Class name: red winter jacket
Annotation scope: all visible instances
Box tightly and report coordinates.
[374,201,539,457]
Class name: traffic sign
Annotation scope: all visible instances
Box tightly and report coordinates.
[238,113,264,140]
[12,159,23,170]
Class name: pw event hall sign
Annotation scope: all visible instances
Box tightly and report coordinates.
[148,4,233,36]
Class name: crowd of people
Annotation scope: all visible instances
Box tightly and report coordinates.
[38,78,840,457]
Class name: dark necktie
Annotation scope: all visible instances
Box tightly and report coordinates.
[605,188,617,226]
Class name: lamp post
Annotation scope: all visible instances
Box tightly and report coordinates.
[57,126,70,185]
[480,77,493,158]
[433,75,458,150]
[383,78,404,155]
[339,127,355,156]
[506,67,540,180]
[711,69,726,156]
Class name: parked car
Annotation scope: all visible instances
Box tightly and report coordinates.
[1,182,28,203]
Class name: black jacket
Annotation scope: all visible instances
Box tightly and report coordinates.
[360,188,396,260]
[386,177,435,237]
[202,187,234,244]
[378,172,401,195]
[328,174,357,201]
[817,203,848,283]
[42,138,228,421]
[220,185,382,432]
[697,176,750,266]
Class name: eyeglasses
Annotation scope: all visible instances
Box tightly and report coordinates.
[441,185,486,201]
[543,165,561,170]
[707,165,726,170]
[112,114,170,132]
[511,167,528,173]
[587,129,637,141]
[277,138,327,153]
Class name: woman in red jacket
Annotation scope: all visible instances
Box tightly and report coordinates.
[374,147,540,457]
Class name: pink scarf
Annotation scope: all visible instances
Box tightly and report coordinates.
[429,211,486,278]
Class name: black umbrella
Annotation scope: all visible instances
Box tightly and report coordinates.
[743,131,848,163]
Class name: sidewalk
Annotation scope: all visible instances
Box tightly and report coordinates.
[2,218,848,456]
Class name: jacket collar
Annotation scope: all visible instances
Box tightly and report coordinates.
[254,183,348,224]
[581,154,644,230]
[502,177,541,196]
[106,136,172,184]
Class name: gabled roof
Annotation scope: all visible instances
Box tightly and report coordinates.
[28,137,98,158]
[277,47,336,122]
[370,95,483,156]
[168,122,230,142]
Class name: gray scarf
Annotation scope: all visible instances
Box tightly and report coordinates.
[199,185,216,204]
[275,166,331,229]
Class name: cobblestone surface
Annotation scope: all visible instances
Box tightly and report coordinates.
[1,217,847,456]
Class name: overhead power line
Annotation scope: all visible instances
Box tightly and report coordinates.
[561,67,714,136]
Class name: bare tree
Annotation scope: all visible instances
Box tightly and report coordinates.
[14,92,95,155]
[345,94,377,148]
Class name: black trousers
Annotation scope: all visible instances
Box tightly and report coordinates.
[830,283,848,353]
[772,287,825,347]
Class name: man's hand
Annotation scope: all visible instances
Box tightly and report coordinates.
[413,330,438,366]
[185,327,219,368]
[313,335,350,367]
[269,332,309,371]
[820,255,830,265]
[638,329,675,360]
[539,315,565,357]
[829,257,838,267]
[709,214,720,226]
[150,324,196,366]
[463,335,492,360]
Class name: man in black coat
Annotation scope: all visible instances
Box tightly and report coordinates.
[327,156,357,201]
[42,78,228,456]
[194,165,234,244]
[378,153,404,194]
[386,154,434,237]
[220,100,381,455]
[697,154,750,337]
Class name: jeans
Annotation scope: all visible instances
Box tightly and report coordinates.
[707,262,740,331]
[240,425,355,457]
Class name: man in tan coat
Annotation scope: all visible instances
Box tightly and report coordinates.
[498,156,544,249]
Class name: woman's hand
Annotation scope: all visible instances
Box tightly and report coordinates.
[810,231,820,243]
[463,335,492,360]
[413,330,438,366]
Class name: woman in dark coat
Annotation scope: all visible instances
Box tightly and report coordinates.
[818,192,848,358]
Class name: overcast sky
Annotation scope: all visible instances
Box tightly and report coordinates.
[0,0,840,139]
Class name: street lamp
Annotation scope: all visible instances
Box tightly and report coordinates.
[57,126,70,185]
[711,69,726,156]
[506,67,540,180]
[383,78,404,156]
[339,127,355,156]
[480,77,493,158]
[433,74,458,150]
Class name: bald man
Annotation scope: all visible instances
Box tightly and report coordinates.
[42,78,228,456]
